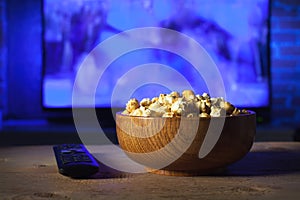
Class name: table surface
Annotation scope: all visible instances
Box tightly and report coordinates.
[0,142,300,200]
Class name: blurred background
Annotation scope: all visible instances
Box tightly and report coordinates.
[0,0,299,145]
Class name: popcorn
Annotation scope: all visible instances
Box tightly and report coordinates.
[200,101,210,114]
[148,101,169,117]
[232,107,241,115]
[162,111,175,118]
[210,106,224,117]
[158,94,166,105]
[224,101,235,115]
[170,91,180,99]
[200,112,210,118]
[171,98,183,115]
[182,101,198,116]
[151,97,159,103]
[130,108,143,116]
[123,90,247,118]
[182,90,196,101]
[148,101,162,110]
[143,109,152,116]
[202,92,210,100]
[210,97,224,107]
[140,98,151,107]
[122,109,130,115]
[126,98,140,113]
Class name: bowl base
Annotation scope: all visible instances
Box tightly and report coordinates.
[146,167,226,176]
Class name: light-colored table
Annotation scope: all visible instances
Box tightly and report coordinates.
[0,142,300,200]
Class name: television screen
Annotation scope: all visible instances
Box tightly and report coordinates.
[42,0,270,110]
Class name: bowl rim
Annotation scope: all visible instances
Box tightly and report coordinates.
[116,110,256,119]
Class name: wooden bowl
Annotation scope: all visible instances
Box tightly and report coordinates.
[116,111,256,176]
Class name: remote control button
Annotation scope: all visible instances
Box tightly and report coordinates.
[61,156,74,164]
[61,150,72,154]
[80,155,92,162]
[73,155,92,162]
[70,148,85,153]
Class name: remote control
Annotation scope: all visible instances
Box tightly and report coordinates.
[53,144,99,178]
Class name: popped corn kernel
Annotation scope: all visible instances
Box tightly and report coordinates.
[211,97,225,108]
[182,90,195,101]
[140,98,152,107]
[210,106,225,117]
[171,98,182,113]
[148,101,161,110]
[195,101,201,110]
[196,94,203,101]
[162,111,175,118]
[142,108,152,117]
[170,91,180,99]
[224,101,235,115]
[149,101,169,116]
[158,94,167,105]
[241,109,249,114]
[200,112,210,118]
[151,97,159,103]
[200,101,210,114]
[126,98,140,113]
[183,101,198,115]
[164,94,174,105]
[122,110,130,115]
[232,107,241,115]
[130,108,143,116]
[202,92,210,99]
[204,99,212,108]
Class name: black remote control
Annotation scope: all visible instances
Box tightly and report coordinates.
[53,144,99,178]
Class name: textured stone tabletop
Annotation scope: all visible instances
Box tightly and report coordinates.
[0,142,300,200]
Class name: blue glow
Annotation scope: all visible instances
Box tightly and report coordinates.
[43,0,270,108]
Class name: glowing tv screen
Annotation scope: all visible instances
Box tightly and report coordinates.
[42,0,270,110]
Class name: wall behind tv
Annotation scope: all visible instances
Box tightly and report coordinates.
[0,0,299,127]
[0,0,7,116]
[3,0,43,119]
[270,0,300,127]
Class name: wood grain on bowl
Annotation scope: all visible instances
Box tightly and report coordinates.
[116,111,256,176]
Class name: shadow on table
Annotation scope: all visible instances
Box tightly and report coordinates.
[224,150,300,176]
[89,162,137,179]
[88,151,300,179]
[78,148,300,179]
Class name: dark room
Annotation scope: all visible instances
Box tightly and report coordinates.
[0,0,300,199]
